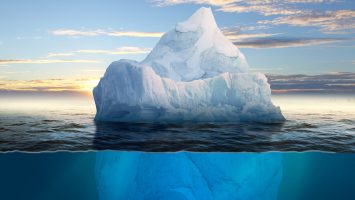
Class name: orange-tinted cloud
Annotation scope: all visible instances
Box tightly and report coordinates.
[0,78,100,94]
[0,59,100,64]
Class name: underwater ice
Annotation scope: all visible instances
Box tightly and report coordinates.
[93,7,284,122]
[95,152,282,200]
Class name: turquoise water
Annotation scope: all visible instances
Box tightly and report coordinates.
[0,152,355,200]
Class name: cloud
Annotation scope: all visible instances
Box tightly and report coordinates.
[282,0,337,2]
[151,0,352,34]
[17,86,80,91]
[46,46,152,58]
[222,27,281,42]
[0,59,100,64]
[51,29,163,38]
[51,29,102,36]
[267,72,355,93]
[217,3,303,16]
[47,53,75,58]
[235,25,271,31]
[250,67,284,73]
[0,70,30,74]
[234,37,349,48]
[75,46,152,55]
[2,72,353,94]
[151,0,334,16]
[106,31,163,37]
[228,33,280,41]
[0,77,100,92]
[16,36,42,40]
[152,0,337,7]
[259,10,355,33]
[151,0,236,7]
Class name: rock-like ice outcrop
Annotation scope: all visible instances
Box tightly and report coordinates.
[93,7,285,122]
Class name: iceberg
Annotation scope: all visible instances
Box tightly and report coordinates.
[93,7,284,122]
[95,152,283,200]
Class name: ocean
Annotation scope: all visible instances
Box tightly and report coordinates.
[0,93,355,199]
[0,93,354,152]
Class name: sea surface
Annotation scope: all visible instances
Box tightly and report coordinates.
[0,94,354,152]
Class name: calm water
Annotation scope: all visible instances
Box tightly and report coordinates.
[0,94,354,152]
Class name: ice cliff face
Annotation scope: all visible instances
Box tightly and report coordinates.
[93,7,285,122]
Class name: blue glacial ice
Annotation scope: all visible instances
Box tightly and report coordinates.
[93,7,284,122]
[95,152,283,200]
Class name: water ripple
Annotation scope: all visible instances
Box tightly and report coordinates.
[0,108,354,152]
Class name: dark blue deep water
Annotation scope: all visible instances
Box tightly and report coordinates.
[0,152,355,200]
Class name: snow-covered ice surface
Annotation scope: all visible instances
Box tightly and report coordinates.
[142,7,249,81]
[94,7,285,123]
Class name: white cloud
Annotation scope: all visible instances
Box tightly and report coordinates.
[47,53,75,58]
[152,0,337,7]
[105,31,163,38]
[150,0,352,34]
[0,59,100,64]
[46,46,152,58]
[51,29,103,36]
[51,29,163,38]
[221,27,282,46]
[222,27,281,41]
[75,47,152,55]
[217,3,303,16]
[236,25,270,31]
[151,0,333,16]
[151,0,237,7]
[259,10,355,33]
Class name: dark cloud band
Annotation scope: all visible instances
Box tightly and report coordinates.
[234,37,350,48]
[268,72,355,93]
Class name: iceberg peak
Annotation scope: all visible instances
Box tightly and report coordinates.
[175,7,218,33]
[142,7,249,81]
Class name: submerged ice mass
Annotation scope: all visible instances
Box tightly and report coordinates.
[94,7,284,122]
[96,152,282,200]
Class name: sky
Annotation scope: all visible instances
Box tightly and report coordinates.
[0,0,354,94]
